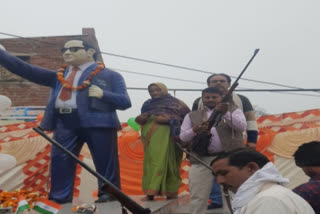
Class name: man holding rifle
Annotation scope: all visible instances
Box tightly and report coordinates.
[192,73,259,210]
[192,73,258,149]
[179,87,247,214]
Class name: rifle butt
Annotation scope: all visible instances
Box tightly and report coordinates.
[101,184,151,214]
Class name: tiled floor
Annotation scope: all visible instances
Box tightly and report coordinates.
[4,195,227,214]
[59,195,226,214]
[57,196,178,214]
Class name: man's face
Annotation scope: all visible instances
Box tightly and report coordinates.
[212,158,254,193]
[149,85,164,99]
[301,166,317,178]
[62,40,94,66]
[208,75,230,93]
[202,92,222,109]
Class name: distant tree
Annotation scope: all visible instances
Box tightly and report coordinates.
[254,105,268,117]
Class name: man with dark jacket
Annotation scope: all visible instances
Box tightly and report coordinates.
[293,141,320,214]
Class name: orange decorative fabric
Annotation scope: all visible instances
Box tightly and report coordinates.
[1,108,320,199]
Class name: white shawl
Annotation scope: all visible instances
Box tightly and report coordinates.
[232,162,289,214]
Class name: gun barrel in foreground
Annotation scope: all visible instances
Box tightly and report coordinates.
[33,127,151,214]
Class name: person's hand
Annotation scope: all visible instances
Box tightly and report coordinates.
[140,113,150,121]
[215,102,229,114]
[247,142,257,150]
[155,115,170,124]
[135,113,150,125]
[89,85,103,98]
[192,122,209,134]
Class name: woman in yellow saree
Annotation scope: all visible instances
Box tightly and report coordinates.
[135,83,190,200]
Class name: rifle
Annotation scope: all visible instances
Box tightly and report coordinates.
[33,127,151,214]
[191,49,260,156]
[175,141,234,214]
[174,47,260,211]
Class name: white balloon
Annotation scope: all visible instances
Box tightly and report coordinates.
[0,44,5,51]
[0,95,12,113]
[0,153,17,173]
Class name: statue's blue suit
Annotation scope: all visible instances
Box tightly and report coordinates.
[0,49,131,203]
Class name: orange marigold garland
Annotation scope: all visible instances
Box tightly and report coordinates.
[57,62,105,90]
[0,190,48,211]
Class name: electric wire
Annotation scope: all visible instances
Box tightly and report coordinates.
[0,31,310,90]
[126,87,320,97]
[1,31,319,97]
[110,67,320,97]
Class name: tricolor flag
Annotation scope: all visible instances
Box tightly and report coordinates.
[15,195,31,214]
[33,199,62,214]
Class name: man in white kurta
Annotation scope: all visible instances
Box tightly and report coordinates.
[211,148,315,214]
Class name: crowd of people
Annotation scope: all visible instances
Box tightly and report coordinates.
[0,40,319,214]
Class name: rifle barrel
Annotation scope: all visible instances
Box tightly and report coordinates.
[33,127,151,214]
[233,48,260,84]
[175,142,216,172]
[208,49,260,129]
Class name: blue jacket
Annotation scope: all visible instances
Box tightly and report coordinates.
[0,49,131,130]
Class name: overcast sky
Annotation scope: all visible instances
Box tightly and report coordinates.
[1,0,320,121]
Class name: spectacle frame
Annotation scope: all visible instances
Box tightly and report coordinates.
[61,47,86,53]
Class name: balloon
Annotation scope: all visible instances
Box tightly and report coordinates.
[127,117,140,131]
[0,95,12,114]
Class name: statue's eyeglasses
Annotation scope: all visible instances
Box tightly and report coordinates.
[61,47,85,53]
[210,80,227,84]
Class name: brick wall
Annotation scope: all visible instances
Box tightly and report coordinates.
[0,82,50,106]
[0,28,103,106]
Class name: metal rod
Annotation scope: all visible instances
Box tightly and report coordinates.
[126,87,320,92]
[33,127,151,214]
[175,142,215,172]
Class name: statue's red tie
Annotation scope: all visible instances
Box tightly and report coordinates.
[59,67,79,101]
